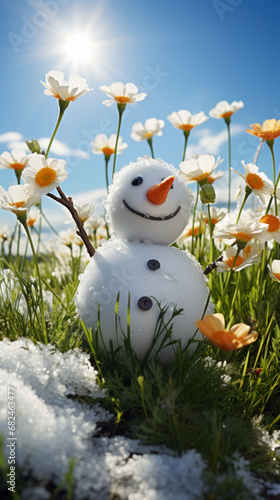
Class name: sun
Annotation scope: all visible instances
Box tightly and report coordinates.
[61,32,97,69]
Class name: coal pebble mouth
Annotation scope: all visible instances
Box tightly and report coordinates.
[123,199,181,221]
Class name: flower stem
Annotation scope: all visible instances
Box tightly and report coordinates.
[191,183,199,255]
[267,142,277,215]
[112,104,125,180]
[45,101,69,159]
[147,137,154,159]
[18,215,48,344]
[182,131,190,162]
[225,118,231,213]
[223,247,241,298]
[207,204,214,287]
[236,186,252,223]
[207,204,214,264]
[105,156,110,192]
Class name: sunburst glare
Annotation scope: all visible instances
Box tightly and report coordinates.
[61,32,97,70]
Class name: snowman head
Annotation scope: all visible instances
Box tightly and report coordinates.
[105,156,193,245]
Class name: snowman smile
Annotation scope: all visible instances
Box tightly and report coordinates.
[123,199,181,221]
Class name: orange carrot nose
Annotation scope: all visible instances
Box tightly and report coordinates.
[146,176,175,205]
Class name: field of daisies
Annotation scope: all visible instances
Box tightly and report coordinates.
[1,71,280,500]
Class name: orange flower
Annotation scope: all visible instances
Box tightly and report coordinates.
[246,119,280,141]
[196,313,258,351]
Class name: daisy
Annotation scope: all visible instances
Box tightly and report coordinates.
[0,149,30,172]
[258,214,280,243]
[74,202,96,225]
[209,100,244,119]
[179,154,224,185]
[27,207,40,228]
[91,134,128,158]
[268,260,280,283]
[231,162,274,205]
[215,245,260,273]
[0,185,39,214]
[213,216,268,247]
[201,206,227,226]
[246,119,280,141]
[22,154,68,198]
[100,82,146,107]
[0,225,10,243]
[131,118,165,141]
[196,313,258,351]
[41,70,93,102]
[167,110,208,132]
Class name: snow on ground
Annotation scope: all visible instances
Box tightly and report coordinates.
[0,339,280,499]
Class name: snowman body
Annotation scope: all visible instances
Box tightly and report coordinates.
[76,157,213,363]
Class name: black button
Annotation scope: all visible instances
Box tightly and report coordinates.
[138,296,153,310]
[147,259,160,271]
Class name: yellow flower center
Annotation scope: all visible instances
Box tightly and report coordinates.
[191,172,209,182]
[11,163,25,171]
[115,96,131,103]
[246,173,264,190]
[9,201,25,208]
[225,255,245,268]
[145,132,153,139]
[243,245,251,258]
[233,232,252,242]
[35,167,57,187]
[274,272,280,281]
[27,218,36,227]
[101,147,115,156]
[220,111,233,118]
[178,124,194,131]
[207,176,215,184]
[186,227,199,237]
[259,214,280,232]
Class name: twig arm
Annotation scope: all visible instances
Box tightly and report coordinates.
[47,188,95,257]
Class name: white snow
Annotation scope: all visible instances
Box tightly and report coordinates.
[1,339,280,499]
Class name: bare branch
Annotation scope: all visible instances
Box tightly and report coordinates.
[47,188,95,257]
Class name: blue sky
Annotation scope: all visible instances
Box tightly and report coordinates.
[1,0,280,228]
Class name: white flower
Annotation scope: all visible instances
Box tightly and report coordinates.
[213,215,268,245]
[217,243,262,272]
[84,216,103,232]
[268,260,280,283]
[201,206,227,226]
[41,70,93,101]
[0,149,30,171]
[22,154,68,197]
[74,202,96,224]
[231,162,274,205]
[0,185,39,213]
[167,110,208,131]
[131,118,165,142]
[257,214,280,243]
[216,244,261,272]
[91,134,128,157]
[179,154,224,184]
[27,207,40,227]
[99,82,146,107]
[209,100,244,119]
[0,225,11,243]
[59,228,76,247]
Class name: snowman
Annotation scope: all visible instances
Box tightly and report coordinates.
[76,156,213,364]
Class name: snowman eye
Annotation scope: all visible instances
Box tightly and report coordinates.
[131,176,143,186]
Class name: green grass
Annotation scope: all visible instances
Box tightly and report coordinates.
[1,227,280,498]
